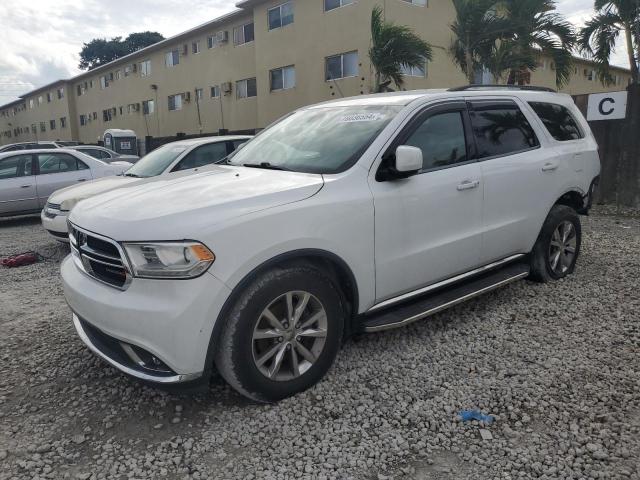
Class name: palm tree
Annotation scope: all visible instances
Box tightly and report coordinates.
[369,5,433,92]
[498,0,576,88]
[449,0,509,84]
[578,0,640,85]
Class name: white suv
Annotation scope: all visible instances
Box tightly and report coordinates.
[61,87,599,402]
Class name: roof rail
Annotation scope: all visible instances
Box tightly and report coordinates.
[448,84,557,93]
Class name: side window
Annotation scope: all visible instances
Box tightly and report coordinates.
[100,150,114,159]
[37,153,80,174]
[78,148,100,159]
[528,102,583,141]
[0,155,32,179]
[173,143,229,171]
[404,111,468,171]
[469,101,539,159]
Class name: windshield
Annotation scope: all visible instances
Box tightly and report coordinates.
[227,105,402,174]
[125,143,188,177]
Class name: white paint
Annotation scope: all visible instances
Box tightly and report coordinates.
[587,91,628,121]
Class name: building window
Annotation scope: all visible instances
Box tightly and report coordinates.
[140,60,152,77]
[168,94,183,111]
[143,99,155,115]
[40,122,46,132]
[57,88,64,99]
[195,88,204,101]
[210,85,220,98]
[79,115,87,126]
[100,75,108,89]
[400,59,427,77]
[270,65,296,91]
[268,2,294,30]
[29,99,34,108]
[38,96,43,105]
[31,124,37,134]
[234,22,254,45]
[60,117,67,128]
[166,50,180,67]
[124,65,132,76]
[46,93,52,103]
[192,41,201,54]
[119,106,124,115]
[399,0,427,5]
[103,109,113,122]
[325,51,358,80]
[49,119,56,130]
[324,0,354,11]
[116,70,122,80]
[236,78,257,98]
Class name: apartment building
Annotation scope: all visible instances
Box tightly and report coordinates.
[0,0,633,147]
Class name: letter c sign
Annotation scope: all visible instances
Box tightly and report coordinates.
[587,91,627,121]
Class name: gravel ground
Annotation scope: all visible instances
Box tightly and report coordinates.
[0,208,639,480]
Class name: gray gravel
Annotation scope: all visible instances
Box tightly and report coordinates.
[1,208,639,480]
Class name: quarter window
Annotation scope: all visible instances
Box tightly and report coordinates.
[325,0,353,11]
[528,102,583,141]
[468,101,539,159]
[404,111,468,171]
[234,22,255,45]
[270,66,296,91]
[325,51,358,80]
[268,2,294,30]
[237,78,257,98]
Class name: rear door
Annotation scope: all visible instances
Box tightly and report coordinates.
[467,97,554,263]
[0,153,38,215]
[34,152,92,206]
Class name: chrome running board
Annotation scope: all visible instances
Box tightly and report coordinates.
[361,263,530,333]
[368,254,526,312]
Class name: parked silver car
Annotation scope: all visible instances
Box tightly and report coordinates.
[69,145,139,164]
[0,141,63,153]
[0,149,132,217]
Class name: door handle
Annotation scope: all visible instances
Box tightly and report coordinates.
[77,179,87,182]
[542,163,559,172]
[20,184,32,188]
[457,180,480,191]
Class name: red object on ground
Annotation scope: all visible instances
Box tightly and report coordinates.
[1,252,39,268]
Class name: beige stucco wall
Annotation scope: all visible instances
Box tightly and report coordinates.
[0,0,634,147]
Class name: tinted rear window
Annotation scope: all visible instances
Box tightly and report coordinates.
[469,101,539,159]
[529,102,583,141]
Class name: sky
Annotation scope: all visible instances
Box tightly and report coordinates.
[0,0,630,105]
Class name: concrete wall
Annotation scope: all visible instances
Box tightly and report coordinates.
[0,0,635,147]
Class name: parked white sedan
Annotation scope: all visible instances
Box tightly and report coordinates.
[41,135,251,242]
[0,149,130,223]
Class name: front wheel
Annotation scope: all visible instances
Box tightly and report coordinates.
[214,264,345,402]
[529,204,582,282]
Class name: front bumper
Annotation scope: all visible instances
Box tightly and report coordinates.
[61,255,232,382]
[41,209,70,242]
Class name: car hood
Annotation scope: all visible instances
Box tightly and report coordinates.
[48,176,140,207]
[69,165,324,240]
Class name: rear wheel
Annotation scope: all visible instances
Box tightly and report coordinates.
[529,204,581,282]
[214,264,344,402]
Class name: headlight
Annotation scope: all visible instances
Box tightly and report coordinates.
[122,242,215,279]
[60,198,82,212]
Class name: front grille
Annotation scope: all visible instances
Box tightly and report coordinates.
[69,224,130,289]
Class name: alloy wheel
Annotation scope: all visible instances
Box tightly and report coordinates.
[252,291,328,381]
[549,220,577,275]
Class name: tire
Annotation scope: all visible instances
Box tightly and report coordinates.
[214,264,345,402]
[529,204,581,283]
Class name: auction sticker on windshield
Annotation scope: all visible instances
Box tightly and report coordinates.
[339,113,385,123]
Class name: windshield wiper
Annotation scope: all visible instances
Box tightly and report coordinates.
[242,162,291,171]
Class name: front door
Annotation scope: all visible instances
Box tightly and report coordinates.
[0,153,38,215]
[370,102,484,303]
[35,152,92,206]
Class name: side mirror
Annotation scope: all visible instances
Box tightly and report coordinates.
[395,145,423,174]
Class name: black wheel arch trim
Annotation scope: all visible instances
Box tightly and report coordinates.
[202,248,360,378]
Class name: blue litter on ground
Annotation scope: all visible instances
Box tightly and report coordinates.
[459,410,494,424]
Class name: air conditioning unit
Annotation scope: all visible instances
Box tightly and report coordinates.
[216,30,229,44]
[222,82,232,95]
[183,91,191,102]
